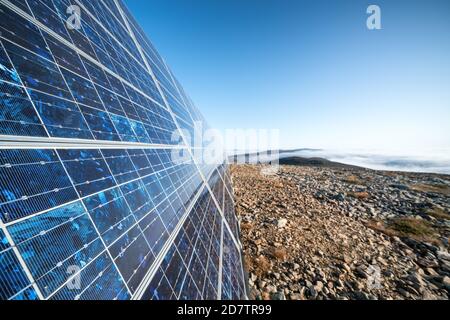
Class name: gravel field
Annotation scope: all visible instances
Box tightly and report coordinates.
[231,164,450,300]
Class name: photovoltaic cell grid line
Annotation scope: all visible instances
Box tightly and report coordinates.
[0,0,247,300]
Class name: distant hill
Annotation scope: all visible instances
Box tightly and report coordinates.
[278,156,364,170]
[229,151,365,170]
[279,148,323,154]
[229,148,322,158]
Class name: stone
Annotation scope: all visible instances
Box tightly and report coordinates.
[290,293,302,300]
[354,291,370,300]
[261,292,271,300]
[276,218,288,228]
[316,250,325,257]
[266,285,277,293]
[442,276,450,290]
[308,287,318,299]
[417,258,439,268]
[355,267,368,279]
[342,255,353,264]
[298,286,307,299]
[271,292,286,300]
[336,279,345,289]
[390,184,409,191]
[437,251,450,262]
[342,263,352,273]
[408,272,426,290]
[314,281,324,292]
[377,257,388,266]
[425,268,438,277]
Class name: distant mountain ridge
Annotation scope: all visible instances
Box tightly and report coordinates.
[229,148,450,175]
[229,149,363,170]
[278,156,364,170]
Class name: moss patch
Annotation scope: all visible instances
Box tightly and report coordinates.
[410,183,450,196]
[343,175,365,185]
[366,217,439,245]
[424,207,450,220]
[389,218,435,238]
[347,191,370,200]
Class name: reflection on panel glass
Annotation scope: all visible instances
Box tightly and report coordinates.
[0,0,246,300]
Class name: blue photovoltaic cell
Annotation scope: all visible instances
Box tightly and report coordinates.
[28,89,94,140]
[0,0,246,301]
[139,212,169,257]
[120,180,154,220]
[78,105,121,141]
[0,229,38,300]
[83,187,136,246]
[7,201,105,298]
[127,149,154,177]
[110,114,138,142]
[60,69,105,111]
[0,80,48,138]
[143,187,222,300]
[221,227,246,300]
[109,225,154,293]
[7,0,32,15]
[49,252,130,301]
[58,149,116,197]
[0,6,52,61]
[0,149,79,223]
[2,41,72,100]
[0,42,48,137]
[102,149,139,184]
[0,42,21,84]
[208,169,225,213]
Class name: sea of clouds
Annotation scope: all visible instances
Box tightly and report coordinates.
[281,149,450,175]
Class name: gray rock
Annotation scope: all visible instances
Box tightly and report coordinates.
[408,272,426,290]
[437,251,450,262]
[314,281,324,292]
[355,266,368,279]
[271,292,286,300]
[442,276,450,290]
[276,218,288,228]
[390,184,410,191]
[290,293,302,300]
[316,250,325,257]
[354,291,370,300]
[266,285,277,293]
[308,287,318,299]
[342,254,353,264]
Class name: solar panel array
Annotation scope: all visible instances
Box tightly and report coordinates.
[0,0,246,300]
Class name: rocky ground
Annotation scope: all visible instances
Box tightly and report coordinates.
[231,163,450,300]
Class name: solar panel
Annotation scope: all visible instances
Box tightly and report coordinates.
[0,0,247,300]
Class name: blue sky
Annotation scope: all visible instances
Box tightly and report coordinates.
[126,0,450,156]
